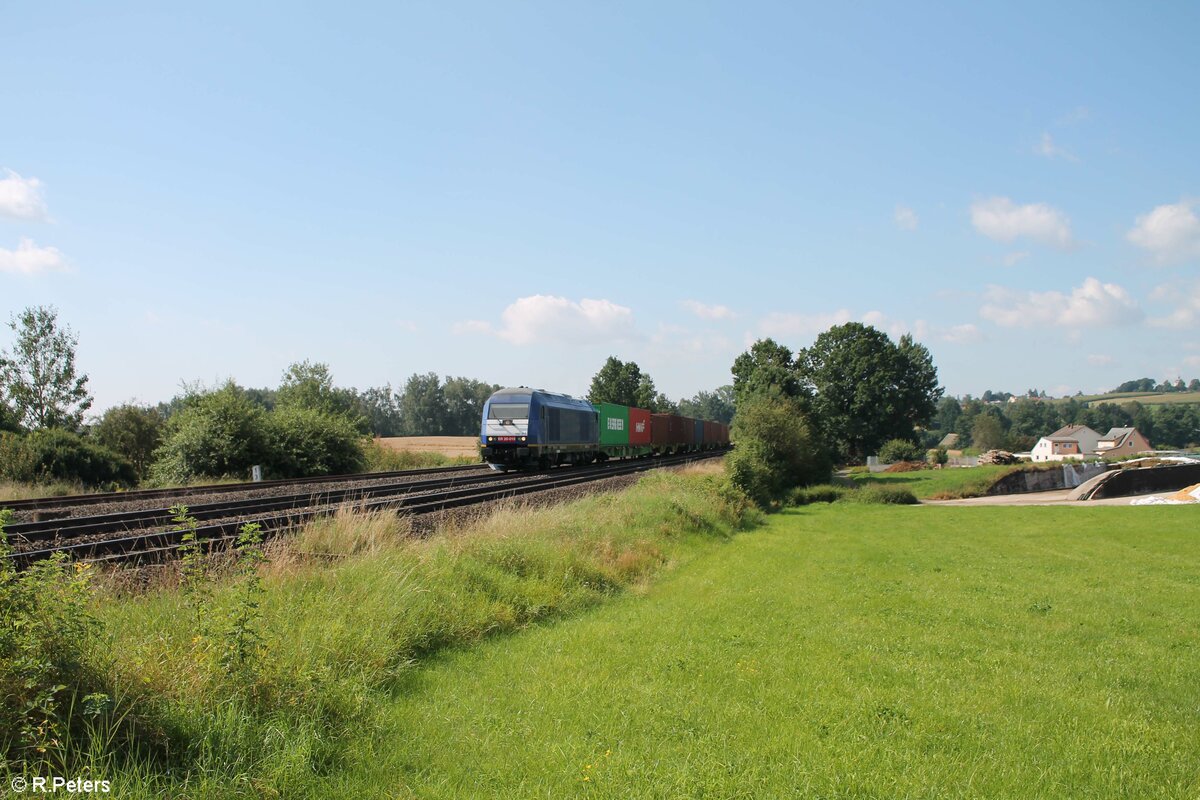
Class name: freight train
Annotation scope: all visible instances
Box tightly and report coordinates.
[480,387,730,470]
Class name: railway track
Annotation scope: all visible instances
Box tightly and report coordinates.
[0,462,490,515]
[1,451,725,567]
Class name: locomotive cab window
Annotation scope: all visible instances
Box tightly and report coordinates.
[487,402,530,422]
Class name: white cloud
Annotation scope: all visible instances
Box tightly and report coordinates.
[1148,281,1200,329]
[0,238,67,274]
[939,323,984,344]
[1056,106,1090,126]
[394,319,418,333]
[980,277,1142,329]
[1127,200,1200,264]
[454,295,635,345]
[757,309,853,339]
[0,170,49,221]
[1183,355,1200,368]
[757,309,979,346]
[1087,354,1114,367]
[894,204,919,231]
[1033,132,1078,162]
[970,196,1073,248]
[681,300,736,321]
[1002,251,1031,267]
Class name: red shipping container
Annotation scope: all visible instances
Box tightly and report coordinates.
[651,413,687,448]
[628,406,652,445]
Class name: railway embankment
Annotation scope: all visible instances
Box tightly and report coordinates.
[0,462,753,793]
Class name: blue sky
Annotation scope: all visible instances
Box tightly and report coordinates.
[2,2,1199,412]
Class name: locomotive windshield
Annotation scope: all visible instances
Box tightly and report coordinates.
[488,394,531,420]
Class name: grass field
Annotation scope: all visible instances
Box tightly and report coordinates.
[1079,391,1200,407]
[846,464,1030,499]
[325,504,1200,799]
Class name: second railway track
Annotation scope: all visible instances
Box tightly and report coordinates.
[2,451,726,567]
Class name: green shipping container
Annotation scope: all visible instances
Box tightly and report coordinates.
[595,402,631,446]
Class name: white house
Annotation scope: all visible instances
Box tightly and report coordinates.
[1031,425,1103,462]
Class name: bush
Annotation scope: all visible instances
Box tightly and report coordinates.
[790,484,848,505]
[879,438,924,464]
[927,447,949,466]
[264,407,366,478]
[727,393,830,508]
[0,511,109,769]
[90,404,164,481]
[844,486,920,505]
[0,429,135,488]
[149,384,270,484]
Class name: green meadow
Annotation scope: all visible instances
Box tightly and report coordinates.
[9,468,1199,798]
[324,504,1200,799]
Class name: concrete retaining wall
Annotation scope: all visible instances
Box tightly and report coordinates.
[987,464,1108,495]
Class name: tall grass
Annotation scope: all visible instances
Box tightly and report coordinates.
[29,466,754,795]
[361,439,478,471]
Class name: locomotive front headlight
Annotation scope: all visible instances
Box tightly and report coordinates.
[520,436,526,441]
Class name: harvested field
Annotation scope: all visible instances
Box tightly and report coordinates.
[375,436,480,458]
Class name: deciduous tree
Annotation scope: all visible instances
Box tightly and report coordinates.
[588,357,657,409]
[0,306,93,430]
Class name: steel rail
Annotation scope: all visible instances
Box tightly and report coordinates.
[3,451,725,567]
[0,462,491,514]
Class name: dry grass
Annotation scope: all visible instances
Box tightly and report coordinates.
[0,479,85,502]
[375,436,480,458]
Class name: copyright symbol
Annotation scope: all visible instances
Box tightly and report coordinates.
[10,776,27,792]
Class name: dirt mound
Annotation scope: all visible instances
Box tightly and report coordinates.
[977,450,1020,465]
[884,461,927,473]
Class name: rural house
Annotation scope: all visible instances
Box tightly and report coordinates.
[1095,427,1152,457]
[1031,424,1102,462]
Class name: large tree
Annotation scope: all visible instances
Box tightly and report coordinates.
[0,305,93,430]
[275,360,366,431]
[587,357,657,409]
[678,386,736,424]
[442,376,499,435]
[398,372,448,436]
[796,322,943,459]
[731,338,804,404]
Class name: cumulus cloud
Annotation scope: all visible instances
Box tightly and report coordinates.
[757,309,853,339]
[1087,354,1114,366]
[0,170,49,221]
[939,323,984,344]
[1002,251,1030,267]
[894,205,919,231]
[454,295,635,345]
[1148,281,1200,329]
[970,196,1073,248]
[756,309,979,345]
[1127,200,1200,264]
[681,300,736,321]
[0,238,67,274]
[1033,132,1078,162]
[980,277,1142,329]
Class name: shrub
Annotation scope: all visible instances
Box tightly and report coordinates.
[727,393,830,508]
[264,407,366,478]
[0,429,135,488]
[844,486,920,505]
[790,484,848,505]
[0,511,107,769]
[879,438,924,464]
[90,404,164,481]
[927,447,949,467]
[149,383,270,484]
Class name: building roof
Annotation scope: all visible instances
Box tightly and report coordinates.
[1099,427,1143,448]
[1044,424,1099,442]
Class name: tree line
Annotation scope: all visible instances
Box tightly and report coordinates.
[0,306,736,488]
[930,395,1200,452]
